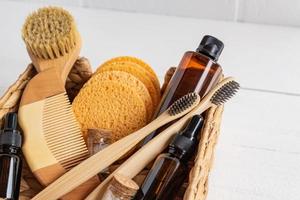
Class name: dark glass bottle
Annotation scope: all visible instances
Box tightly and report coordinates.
[135,115,204,200]
[0,113,22,200]
[142,35,224,146]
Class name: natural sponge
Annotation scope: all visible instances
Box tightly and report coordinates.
[92,71,153,121]
[97,56,161,108]
[72,74,147,142]
[99,56,159,87]
[97,63,158,111]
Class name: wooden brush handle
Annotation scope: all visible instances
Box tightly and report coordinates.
[27,34,81,84]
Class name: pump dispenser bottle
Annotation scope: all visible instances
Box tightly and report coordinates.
[135,115,204,200]
[142,35,224,145]
[0,112,23,200]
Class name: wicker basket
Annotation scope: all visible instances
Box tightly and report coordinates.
[0,58,223,200]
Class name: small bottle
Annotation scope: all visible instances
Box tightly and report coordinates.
[142,35,224,145]
[135,115,204,200]
[102,174,139,200]
[0,113,23,200]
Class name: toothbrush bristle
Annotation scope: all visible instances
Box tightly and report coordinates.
[211,80,240,106]
[168,92,200,116]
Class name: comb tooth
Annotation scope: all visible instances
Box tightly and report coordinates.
[55,153,88,164]
[44,103,71,111]
[44,104,71,111]
[44,128,81,137]
[43,94,87,169]
[52,147,88,159]
[44,113,76,121]
[43,119,79,129]
[44,129,81,138]
[59,152,89,164]
[60,154,89,167]
[51,148,87,159]
[46,135,84,146]
[59,156,88,170]
[47,139,84,149]
[61,158,87,169]
[61,156,89,170]
[44,122,80,132]
[44,111,76,120]
[44,130,81,139]
[45,132,85,146]
[51,147,87,162]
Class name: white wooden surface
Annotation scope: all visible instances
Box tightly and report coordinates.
[11,0,300,27]
[0,1,299,199]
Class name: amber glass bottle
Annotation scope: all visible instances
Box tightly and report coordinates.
[134,115,204,200]
[142,35,224,145]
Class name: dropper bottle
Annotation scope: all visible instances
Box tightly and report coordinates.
[0,112,23,200]
[135,115,204,200]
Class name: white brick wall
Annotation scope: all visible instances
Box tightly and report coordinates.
[9,0,300,27]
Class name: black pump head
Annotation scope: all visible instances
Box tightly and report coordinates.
[196,35,224,61]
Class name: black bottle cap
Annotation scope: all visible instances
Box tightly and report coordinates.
[169,115,204,160]
[0,112,22,148]
[196,35,224,61]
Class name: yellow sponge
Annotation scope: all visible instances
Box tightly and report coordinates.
[97,62,159,111]
[72,75,147,142]
[92,71,153,121]
[98,56,161,100]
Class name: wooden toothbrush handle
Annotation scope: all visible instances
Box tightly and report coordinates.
[86,110,193,199]
[86,101,213,199]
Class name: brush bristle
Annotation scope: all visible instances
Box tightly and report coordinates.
[43,93,88,170]
[22,7,78,59]
[211,80,240,106]
[168,92,200,116]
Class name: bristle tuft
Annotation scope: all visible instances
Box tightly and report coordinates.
[43,93,88,170]
[168,92,199,116]
[22,7,78,59]
[211,80,240,105]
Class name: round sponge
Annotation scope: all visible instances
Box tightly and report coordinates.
[72,74,147,142]
[97,61,160,110]
[93,71,153,121]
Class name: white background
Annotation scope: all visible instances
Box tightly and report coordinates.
[0,0,300,200]
[10,0,300,27]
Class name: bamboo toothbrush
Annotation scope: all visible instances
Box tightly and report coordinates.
[86,77,240,199]
[18,7,89,186]
[32,92,200,199]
